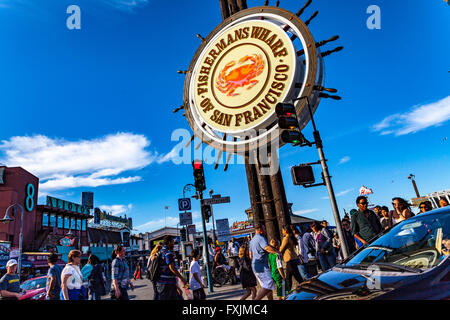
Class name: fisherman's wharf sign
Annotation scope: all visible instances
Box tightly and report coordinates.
[184,7,322,153]
[191,20,297,133]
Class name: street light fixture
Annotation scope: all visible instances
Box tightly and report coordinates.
[408,174,420,198]
[0,204,24,280]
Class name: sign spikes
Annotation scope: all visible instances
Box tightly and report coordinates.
[315,35,339,48]
[319,92,342,100]
[305,10,318,26]
[314,85,338,93]
[195,141,203,150]
[275,1,280,7]
[196,33,206,42]
[264,0,269,6]
[185,134,195,148]
[321,46,344,57]
[177,70,188,74]
[214,134,227,170]
[172,105,184,113]
[296,0,312,17]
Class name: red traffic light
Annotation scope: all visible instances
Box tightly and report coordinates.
[192,160,203,170]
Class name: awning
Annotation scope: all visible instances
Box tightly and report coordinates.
[0,260,33,270]
[88,228,122,244]
[290,214,317,224]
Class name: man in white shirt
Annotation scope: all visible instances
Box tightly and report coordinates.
[227,238,240,270]
[189,249,206,300]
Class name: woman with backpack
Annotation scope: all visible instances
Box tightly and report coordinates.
[148,243,163,300]
[279,225,304,291]
[86,254,106,300]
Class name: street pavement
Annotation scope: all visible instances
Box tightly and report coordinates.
[123,277,299,300]
[127,278,247,300]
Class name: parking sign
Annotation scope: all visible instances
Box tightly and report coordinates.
[178,198,191,211]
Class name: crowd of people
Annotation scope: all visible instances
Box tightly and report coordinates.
[1,195,447,301]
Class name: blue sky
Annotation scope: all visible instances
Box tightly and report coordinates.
[0,0,449,234]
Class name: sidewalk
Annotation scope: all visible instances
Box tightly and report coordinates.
[205,283,247,300]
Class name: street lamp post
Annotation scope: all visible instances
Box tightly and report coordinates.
[1,204,24,280]
[208,189,217,245]
[408,174,420,198]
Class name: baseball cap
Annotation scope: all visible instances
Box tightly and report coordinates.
[6,259,18,268]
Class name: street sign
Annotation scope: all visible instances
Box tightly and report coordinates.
[216,218,231,243]
[179,212,193,226]
[178,198,191,211]
[203,196,230,206]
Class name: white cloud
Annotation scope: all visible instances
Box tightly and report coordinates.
[321,188,354,200]
[101,0,149,12]
[99,204,133,216]
[293,208,319,215]
[373,95,450,136]
[0,132,172,192]
[338,156,351,165]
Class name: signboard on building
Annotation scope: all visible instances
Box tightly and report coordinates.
[0,242,10,255]
[410,196,430,207]
[47,196,90,214]
[0,166,5,184]
[81,192,94,209]
[93,208,132,228]
[216,218,231,242]
[179,212,193,226]
[59,236,75,247]
[230,220,253,232]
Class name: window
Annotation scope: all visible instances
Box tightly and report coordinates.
[82,219,87,231]
[76,219,81,231]
[42,213,48,227]
[49,214,56,227]
[57,215,63,228]
[64,216,70,230]
[70,217,76,230]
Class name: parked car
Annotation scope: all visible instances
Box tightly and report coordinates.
[286,207,450,300]
[19,275,47,300]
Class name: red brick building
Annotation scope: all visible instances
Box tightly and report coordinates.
[0,166,92,256]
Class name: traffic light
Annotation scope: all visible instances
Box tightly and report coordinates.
[192,160,206,192]
[202,204,212,223]
[275,103,304,145]
[180,227,187,242]
[291,165,315,185]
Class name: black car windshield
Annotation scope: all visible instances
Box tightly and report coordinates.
[345,211,450,272]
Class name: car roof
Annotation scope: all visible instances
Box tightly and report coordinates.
[413,206,450,218]
[25,276,47,281]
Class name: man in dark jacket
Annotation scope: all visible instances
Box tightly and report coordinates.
[351,196,382,245]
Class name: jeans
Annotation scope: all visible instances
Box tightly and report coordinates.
[156,283,183,300]
[152,281,159,300]
[297,264,312,281]
[317,250,336,272]
[285,260,303,290]
[89,290,102,300]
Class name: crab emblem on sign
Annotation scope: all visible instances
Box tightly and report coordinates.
[216,54,265,96]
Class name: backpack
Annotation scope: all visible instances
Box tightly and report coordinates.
[148,251,163,282]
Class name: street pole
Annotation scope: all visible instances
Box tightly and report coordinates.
[210,205,217,245]
[1,204,24,280]
[18,205,23,281]
[200,191,214,293]
[303,97,349,259]
[408,174,420,198]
